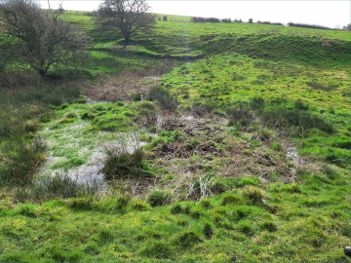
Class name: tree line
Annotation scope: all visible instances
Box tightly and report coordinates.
[191,16,349,30]
[0,0,155,77]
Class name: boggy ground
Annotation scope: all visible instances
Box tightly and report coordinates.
[143,111,300,199]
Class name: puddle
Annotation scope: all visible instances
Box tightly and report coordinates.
[65,147,107,190]
[36,133,145,191]
[286,146,298,160]
[285,144,304,165]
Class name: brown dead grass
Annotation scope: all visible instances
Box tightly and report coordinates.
[146,112,299,195]
[82,60,178,101]
[0,71,40,89]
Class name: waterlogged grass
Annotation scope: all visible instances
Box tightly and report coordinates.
[0,166,350,262]
[39,101,147,170]
[0,85,83,185]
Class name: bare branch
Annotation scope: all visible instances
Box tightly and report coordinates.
[0,0,86,77]
[98,0,155,44]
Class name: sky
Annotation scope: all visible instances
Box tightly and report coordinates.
[39,0,351,28]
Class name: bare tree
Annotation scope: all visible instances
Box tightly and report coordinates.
[0,0,85,77]
[98,0,155,44]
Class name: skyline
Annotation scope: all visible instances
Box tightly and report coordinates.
[39,1,351,28]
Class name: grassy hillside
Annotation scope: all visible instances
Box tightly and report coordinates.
[1,12,351,262]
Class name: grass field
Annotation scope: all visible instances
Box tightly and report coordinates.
[1,11,351,262]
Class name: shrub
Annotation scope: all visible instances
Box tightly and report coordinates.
[103,142,145,180]
[148,86,178,111]
[0,137,46,186]
[147,190,172,207]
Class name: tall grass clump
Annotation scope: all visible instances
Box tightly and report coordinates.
[103,142,145,181]
[148,86,178,111]
[147,190,172,207]
[0,137,46,186]
[33,172,99,200]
